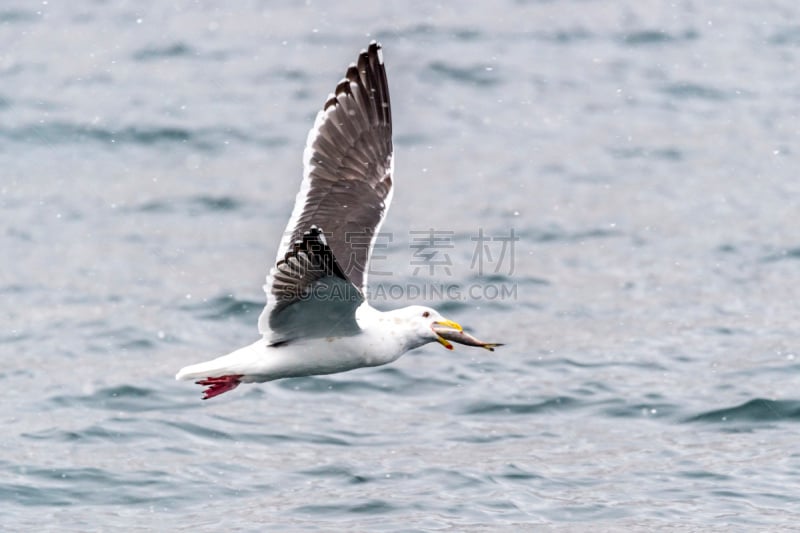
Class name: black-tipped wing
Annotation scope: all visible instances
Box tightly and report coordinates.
[264,227,362,344]
[258,42,393,342]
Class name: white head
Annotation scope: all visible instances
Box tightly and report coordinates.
[385,305,463,351]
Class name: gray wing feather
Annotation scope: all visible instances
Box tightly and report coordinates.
[258,42,393,341]
[265,227,362,344]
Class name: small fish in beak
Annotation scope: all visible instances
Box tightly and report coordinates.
[431,321,503,352]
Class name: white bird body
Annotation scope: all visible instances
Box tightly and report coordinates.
[176,304,431,384]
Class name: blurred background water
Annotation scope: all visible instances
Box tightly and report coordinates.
[2,0,800,530]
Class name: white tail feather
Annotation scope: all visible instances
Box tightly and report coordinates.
[175,341,267,381]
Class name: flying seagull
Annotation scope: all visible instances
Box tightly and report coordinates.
[176,42,501,399]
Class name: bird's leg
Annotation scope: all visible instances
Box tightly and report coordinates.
[196,375,243,400]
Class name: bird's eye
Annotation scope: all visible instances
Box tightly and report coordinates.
[422,311,430,318]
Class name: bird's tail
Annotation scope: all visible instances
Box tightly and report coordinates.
[175,342,265,399]
[175,358,245,400]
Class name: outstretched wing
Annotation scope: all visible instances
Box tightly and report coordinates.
[258,42,393,343]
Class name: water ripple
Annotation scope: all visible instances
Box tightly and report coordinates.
[768,26,800,46]
[181,294,262,322]
[293,499,398,516]
[133,195,244,216]
[158,420,235,442]
[660,82,736,101]
[0,122,287,151]
[0,9,36,23]
[277,368,457,396]
[762,246,800,262]
[47,385,169,412]
[687,398,800,424]
[461,396,579,415]
[1,466,180,506]
[299,465,373,485]
[132,42,195,61]
[608,146,684,161]
[601,401,680,419]
[619,29,698,46]
[427,61,500,87]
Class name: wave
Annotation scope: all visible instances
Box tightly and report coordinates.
[461,396,579,415]
[687,398,800,424]
[46,385,170,412]
[0,122,287,151]
[134,195,244,215]
[427,61,499,87]
[620,29,698,46]
[660,82,738,101]
[180,294,262,322]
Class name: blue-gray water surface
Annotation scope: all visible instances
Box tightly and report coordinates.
[3,1,800,530]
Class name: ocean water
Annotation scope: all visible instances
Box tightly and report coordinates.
[3,0,800,530]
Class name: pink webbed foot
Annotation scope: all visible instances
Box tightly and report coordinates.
[196,375,244,400]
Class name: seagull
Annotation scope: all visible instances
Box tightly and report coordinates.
[176,42,501,399]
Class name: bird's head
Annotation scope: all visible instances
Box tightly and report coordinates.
[391,305,502,352]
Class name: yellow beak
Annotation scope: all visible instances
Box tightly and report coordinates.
[432,319,462,350]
